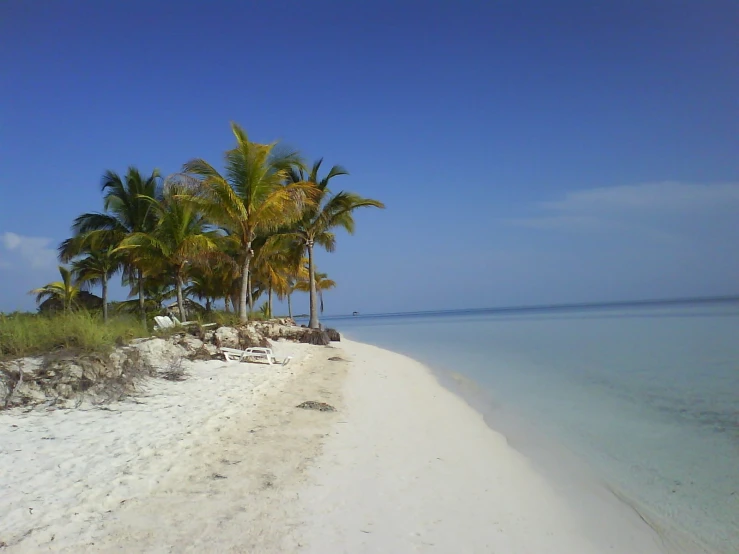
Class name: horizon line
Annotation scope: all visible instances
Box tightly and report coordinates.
[313,294,739,320]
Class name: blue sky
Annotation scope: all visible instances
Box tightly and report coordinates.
[1,0,737,315]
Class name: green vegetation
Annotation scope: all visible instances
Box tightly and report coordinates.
[29,266,81,313]
[8,121,383,359]
[0,311,148,359]
[284,158,384,328]
[294,270,336,315]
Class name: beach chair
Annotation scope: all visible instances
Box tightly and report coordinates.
[154,315,176,331]
[155,315,217,331]
[221,347,292,366]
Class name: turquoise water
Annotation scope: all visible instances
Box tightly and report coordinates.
[318,300,739,553]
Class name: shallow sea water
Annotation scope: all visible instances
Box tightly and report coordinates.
[321,300,739,553]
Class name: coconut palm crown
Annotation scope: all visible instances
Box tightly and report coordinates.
[286,158,384,328]
[29,266,81,312]
[70,167,162,323]
[180,122,316,322]
[295,270,336,314]
[116,183,222,322]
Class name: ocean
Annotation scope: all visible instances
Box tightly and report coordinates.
[316,299,739,553]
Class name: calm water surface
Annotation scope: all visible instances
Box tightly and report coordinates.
[317,300,739,553]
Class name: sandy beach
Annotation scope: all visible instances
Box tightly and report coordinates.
[1,337,668,553]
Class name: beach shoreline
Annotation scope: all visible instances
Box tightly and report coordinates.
[299,339,669,553]
[2,336,671,553]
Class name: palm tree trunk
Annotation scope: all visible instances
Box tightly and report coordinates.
[307,241,319,329]
[239,247,251,323]
[268,282,273,319]
[224,296,230,313]
[206,297,212,312]
[247,273,253,313]
[287,292,292,319]
[176,275,187,322]
[102,275,108,323]
[137,269,146,324]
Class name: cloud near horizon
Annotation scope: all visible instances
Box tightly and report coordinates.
[508,182,739,237]
[0,232,58,270]
[467,181,739,306]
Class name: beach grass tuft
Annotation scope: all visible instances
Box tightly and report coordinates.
[0,311,149,359]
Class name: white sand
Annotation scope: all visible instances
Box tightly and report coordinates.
[299,339,668,553]
[1,340,326,552]
[1,338,669,553]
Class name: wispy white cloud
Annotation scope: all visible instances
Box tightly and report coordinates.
[540,182,739,214]
[509,215,603,231]
[0,232,58,270]
[508,182,739,235]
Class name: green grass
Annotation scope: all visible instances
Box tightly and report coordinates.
[0,311,150,360]
[0,309,280,360]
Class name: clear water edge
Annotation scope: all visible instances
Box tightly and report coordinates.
[313,300,739,554]
[437,368,712,554]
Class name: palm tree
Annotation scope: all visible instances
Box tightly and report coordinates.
[284,263,309,319]
[114,277,174,315]
[29,266,81,312]
[180,122,316,323]
[70,243,122,322]
[251,233,303,319]
[295,270,336,315]
[286,159,384,328]
[186,254,238,313]
[116,182,221,322]
[59,229,123,323]
[72,167,161,324]
[186,269,218,313]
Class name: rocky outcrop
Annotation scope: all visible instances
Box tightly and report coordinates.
[239,326,270,348]
[175,334,219,360]
[0,335,196,408]
[130,338,188,371]
[214,326,240,349]
[254,320,338,343]
[299,329,331,346]
[0,320,339,410]
[256,322,308,341]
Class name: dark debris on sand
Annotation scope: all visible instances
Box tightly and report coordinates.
[296,401,336,412]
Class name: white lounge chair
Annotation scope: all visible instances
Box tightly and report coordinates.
[154,315,175,331]
[221,347,291,366]
[154,315,216,331]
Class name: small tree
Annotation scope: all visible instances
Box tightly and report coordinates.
[295,270,336,314]
[60,231,123,322]
[29,266,81,313]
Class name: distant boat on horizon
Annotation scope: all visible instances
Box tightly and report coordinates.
[352,311,359,316]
